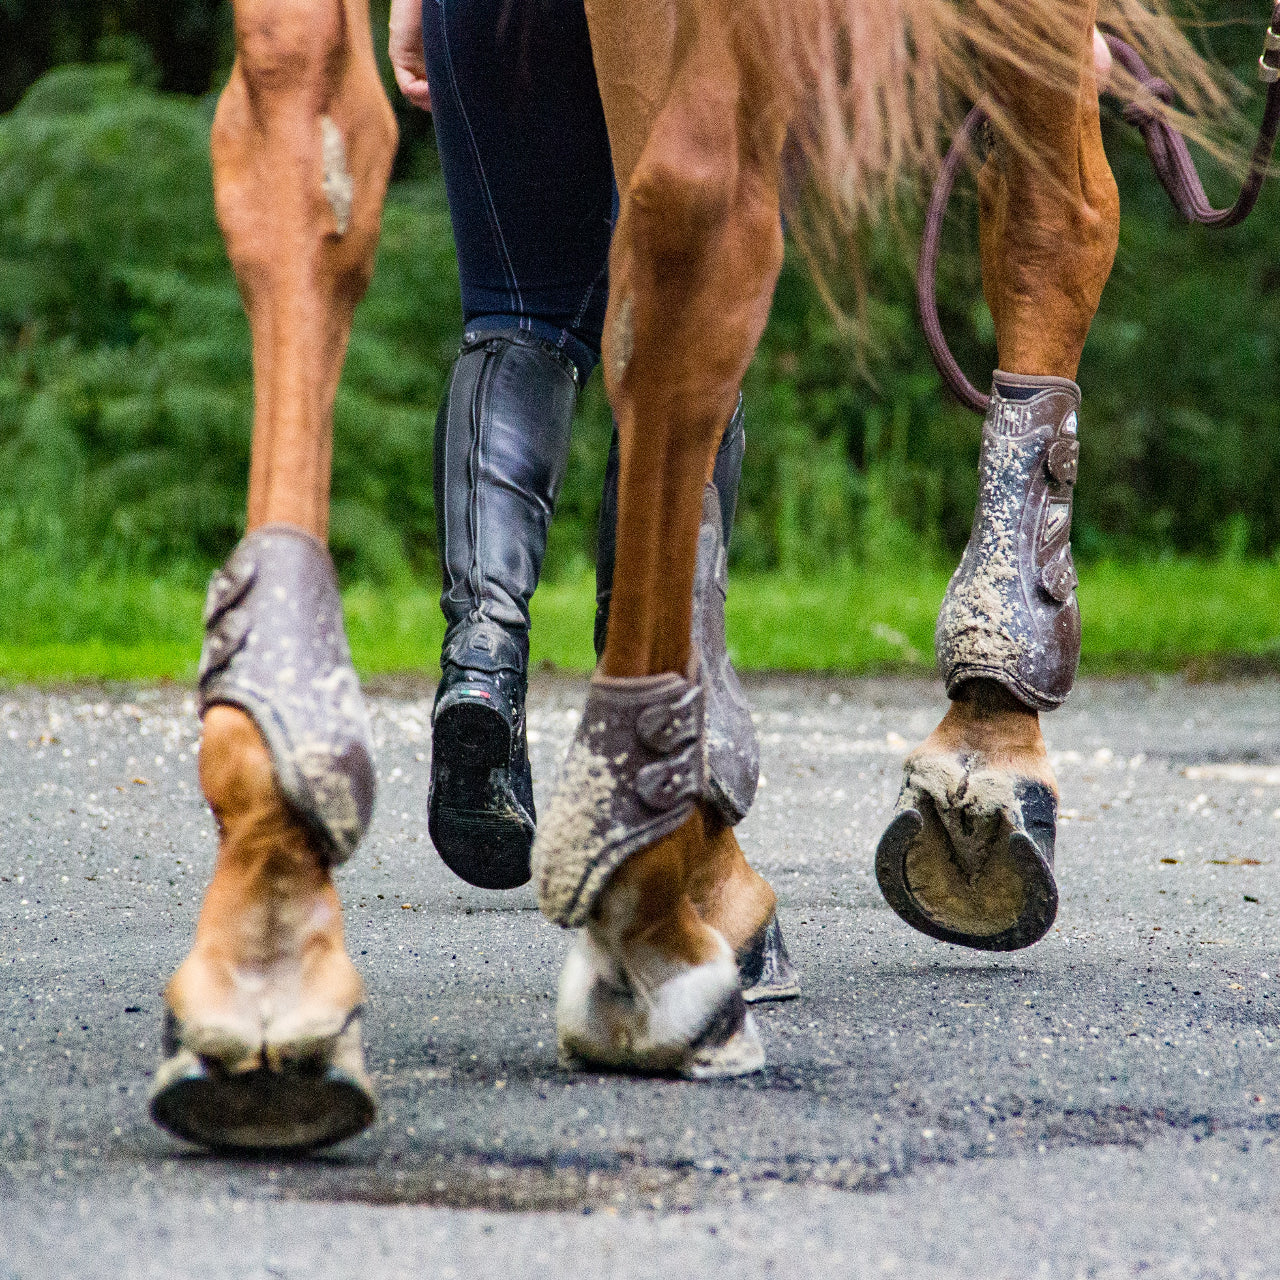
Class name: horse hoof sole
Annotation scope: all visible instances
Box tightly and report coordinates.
[149,1047,376,1153]
[875,803,1058,952]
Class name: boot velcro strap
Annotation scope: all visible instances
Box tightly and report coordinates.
[533,670,705,928]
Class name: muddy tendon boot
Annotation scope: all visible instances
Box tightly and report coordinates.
[596,399,795,1000]
[876,372,1080,951]
[428,329,578,890]
[150,526,378,1152]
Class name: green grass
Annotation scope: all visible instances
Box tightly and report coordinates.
[3,559,1280,684]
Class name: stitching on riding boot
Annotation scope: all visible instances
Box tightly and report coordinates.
[533,666,706,928]
[198,525,376,866]
[935,373,1082,711]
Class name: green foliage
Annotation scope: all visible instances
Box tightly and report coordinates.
[8,559,1280,683]
[4,46,1280,614]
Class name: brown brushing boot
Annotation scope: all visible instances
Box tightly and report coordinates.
[876,374,1079,951]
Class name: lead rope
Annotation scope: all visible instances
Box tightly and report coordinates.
[919,7,1280,414]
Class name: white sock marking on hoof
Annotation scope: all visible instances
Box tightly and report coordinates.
[556,929,760,1076]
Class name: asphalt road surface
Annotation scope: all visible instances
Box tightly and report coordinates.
[5,675,1280,1278]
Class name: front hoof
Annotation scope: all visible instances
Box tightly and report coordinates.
[555,933,764,1079]
[875,771,1058,952]
[149,1013,376,1153]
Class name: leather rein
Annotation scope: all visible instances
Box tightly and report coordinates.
[919,6,1280,414]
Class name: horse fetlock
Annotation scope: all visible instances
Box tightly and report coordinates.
[557,925,762,1078]
[684,818,775,954]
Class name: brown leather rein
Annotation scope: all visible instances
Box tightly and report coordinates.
[919,7,1280,414]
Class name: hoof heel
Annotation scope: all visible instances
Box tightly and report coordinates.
[684,1012,765,1079]
[875,779,1058,952]
[737,914,801,1002]
[149,1017,376,1153]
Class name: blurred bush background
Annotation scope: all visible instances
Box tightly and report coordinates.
[1,1,1279,672]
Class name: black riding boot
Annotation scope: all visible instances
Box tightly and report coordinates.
[429,330,578,890]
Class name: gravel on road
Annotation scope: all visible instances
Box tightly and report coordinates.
[4,676,1280,1278]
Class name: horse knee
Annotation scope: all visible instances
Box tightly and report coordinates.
[213,0,395,294]
[232,0,344,97]
[628,88,738,261]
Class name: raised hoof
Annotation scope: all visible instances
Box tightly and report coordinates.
[429,693,534,891]
[875,778,1058,952]
[737,913,801,1002]
[149,1013,376,1153]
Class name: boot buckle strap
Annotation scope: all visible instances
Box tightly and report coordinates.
[636,686,703,753]
[635,742,704,811]
[1045,438,1079,485]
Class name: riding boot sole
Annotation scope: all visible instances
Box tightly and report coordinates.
[429,696,534,890]
[149,1015,376,1153]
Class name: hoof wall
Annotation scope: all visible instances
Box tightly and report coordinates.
[149,1020,376,1153]
[875,782,1058,952]
[738,914,801,1003]
[685,1013,765,1079]
[558,1012,765,1080]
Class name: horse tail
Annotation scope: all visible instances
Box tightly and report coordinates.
[735,0,1245,322]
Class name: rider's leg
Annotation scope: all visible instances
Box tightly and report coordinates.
[877,0,1117,951]
[536,1,794,1074]
[420,0,614,889]
[151,0,396,1151]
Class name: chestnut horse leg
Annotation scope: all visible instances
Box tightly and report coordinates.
[876,1,1118,951]
[533,3,791,1076]
[150,0,396,1150]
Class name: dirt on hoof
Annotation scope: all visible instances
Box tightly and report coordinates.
[876,751,1058,951]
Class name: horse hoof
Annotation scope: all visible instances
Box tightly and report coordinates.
[737,913,801,1002]
[684,1012,765,1079]
[149,1013,376,1152]
[555,932,765,1079]
[875,773,1058,952]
